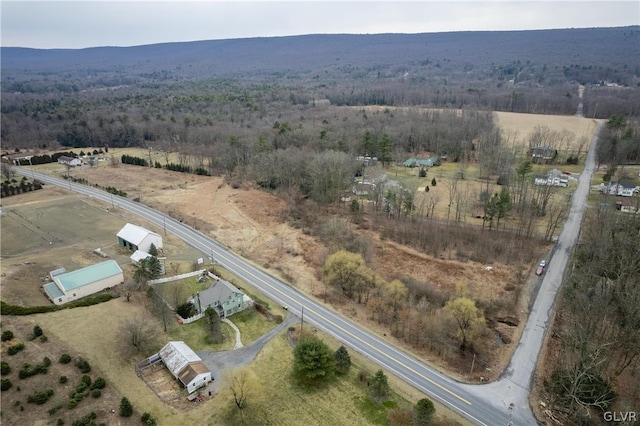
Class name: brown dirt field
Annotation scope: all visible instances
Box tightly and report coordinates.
[374,239,517,302]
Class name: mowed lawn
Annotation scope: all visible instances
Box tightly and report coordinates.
[34,297,425,426]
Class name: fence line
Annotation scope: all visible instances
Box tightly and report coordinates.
[148,269,206,285]
[181,312,205,324]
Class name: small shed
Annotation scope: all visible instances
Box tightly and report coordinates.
[42,260,123,305]
[117,223,163,253]
[159,341,212,394]
[130,250,152,265]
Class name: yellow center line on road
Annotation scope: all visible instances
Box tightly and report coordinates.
[205,241,472,407]
[28,172,473,410]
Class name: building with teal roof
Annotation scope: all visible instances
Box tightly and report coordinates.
[43,260,124,305]
[403,156,441,168]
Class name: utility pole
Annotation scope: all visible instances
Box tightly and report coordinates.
[163,215,166,235]
[469,353,476,378]
[300,306,304,331]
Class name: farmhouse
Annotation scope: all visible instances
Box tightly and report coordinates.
[159,341,212,394]
[42,260,123,305]
[117,223,163,253]
[195,278,245,318]
[57,156,82,167]
[602,181,640,197]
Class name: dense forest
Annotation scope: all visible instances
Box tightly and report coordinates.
[2,26,640,152]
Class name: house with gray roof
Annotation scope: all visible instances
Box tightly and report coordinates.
[194,279,245,318]
[42,260,123,305]
[602,181,640,197]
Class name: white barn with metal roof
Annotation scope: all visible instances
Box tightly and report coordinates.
[116,223,163,253]
[159,341,212,394]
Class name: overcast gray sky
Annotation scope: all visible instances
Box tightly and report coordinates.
[1,1,638,49]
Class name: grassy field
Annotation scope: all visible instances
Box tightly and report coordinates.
[494,112,600,151]
[386,162,576,226]
[31,298,462,426]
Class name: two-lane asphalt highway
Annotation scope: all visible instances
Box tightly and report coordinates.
[18,168,514,425]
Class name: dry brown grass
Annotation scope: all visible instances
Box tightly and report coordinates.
[494,112,600,150]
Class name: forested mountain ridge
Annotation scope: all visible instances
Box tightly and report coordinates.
[3,27,639,82]
[1,26,639,150]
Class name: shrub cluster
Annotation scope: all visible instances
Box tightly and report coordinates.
[64,292,115,308]
[27,388,54,405]
[74,358,91,374]
[61,174,127,197]
[1,293,115,316]
[18,361,48,379]
[1,361,11,376]
[90,377,106,390]
[121,154,148,167]
[141,412,157,425]
[1,378,12,391]
[1,330,14,341]
[1,301,58,315]
[47,403,64,416]
[27,325,45,341]
[7,342,25,355]
[59,354,72,364]
[71,411,97,426]
[1,179,44,198]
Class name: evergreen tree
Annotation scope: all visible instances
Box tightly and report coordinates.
[148,243,158,257]
[431,177,437,187]
[379,133,392,166]
[334,345,351,374]
[119,396,133,417]
[204,307,223,343]
[133,262,151,284]
[293,336,336,386]
[413,398,436,425]
[140,256,162,280]
[369,369,390,403]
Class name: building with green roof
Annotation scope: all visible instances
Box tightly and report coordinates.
[43,260,123,305]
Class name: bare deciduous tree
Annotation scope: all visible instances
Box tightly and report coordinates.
[119,315,158,358]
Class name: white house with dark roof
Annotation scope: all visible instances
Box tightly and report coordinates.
[158,341,212,394]
[195,279,245,318]
[602,181,640,197]
[57,156,82,167]
[42,260,123,305]
[117,223,163,253]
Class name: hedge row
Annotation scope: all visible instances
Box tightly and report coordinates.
[1,293,116,316]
